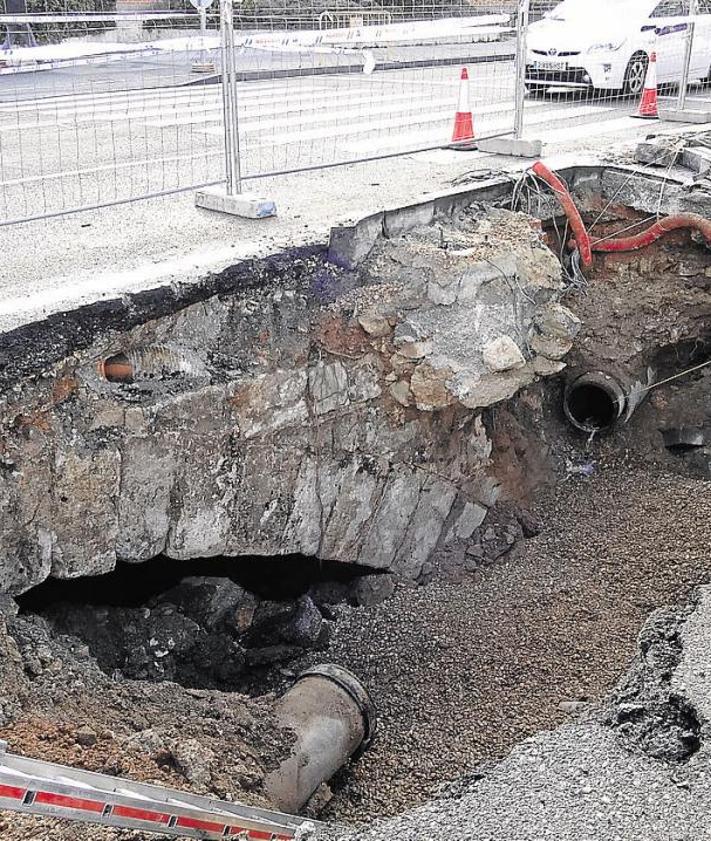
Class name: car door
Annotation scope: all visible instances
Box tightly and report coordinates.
[690,0,711,80]
[649,0,690,83]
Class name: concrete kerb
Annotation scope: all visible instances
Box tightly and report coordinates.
[328,212,385,271]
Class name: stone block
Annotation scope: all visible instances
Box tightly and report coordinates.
[308,361,349,415]
[483,336,526,373]
[477,136,543,158]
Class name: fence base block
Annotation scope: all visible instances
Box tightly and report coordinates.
[477,137,543,157]
[195,187,277,219]
[658,108,711,124]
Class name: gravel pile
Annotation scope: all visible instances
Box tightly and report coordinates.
[296,461,711,823]
[319,723,711,841]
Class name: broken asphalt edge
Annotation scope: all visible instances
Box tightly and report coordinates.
[0,152,703,393]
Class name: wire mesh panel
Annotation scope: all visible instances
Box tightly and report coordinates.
[0,1,225,224]
[219,0,519,180]
[0,0,522,223]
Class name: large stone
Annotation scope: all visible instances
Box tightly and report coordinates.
[308,361,349,415]
[482,336,526,373]
[351,573,396,607]
[410,363,455,411]
[533,303,581,340]
[448,502,488,542]
[160,577,249,631]
[358,313,391,338]
[530,333,574,361]
[389,380,413,407]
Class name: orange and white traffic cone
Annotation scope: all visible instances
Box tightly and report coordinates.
[634,51,659,120]
[451,67,475,143]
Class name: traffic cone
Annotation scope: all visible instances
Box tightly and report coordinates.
[452,67,475,143]
[634,51,659,120]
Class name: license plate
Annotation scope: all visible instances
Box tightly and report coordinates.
[532,60,567,71]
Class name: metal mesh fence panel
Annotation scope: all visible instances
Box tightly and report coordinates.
[6,0,708,226]
[0,3,225,224]
[222,0,519,180]
[0,0,520,223]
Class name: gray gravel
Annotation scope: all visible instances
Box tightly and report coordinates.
[325,724,711,841]
[300,463,711,826]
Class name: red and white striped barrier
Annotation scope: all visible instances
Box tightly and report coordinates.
[0,742,310,840]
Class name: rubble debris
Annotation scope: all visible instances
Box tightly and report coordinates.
[313,586,711,841]
[25,574,350,689]
[605,605,702,764]
[634,136,683,168]
[634,132,711,182]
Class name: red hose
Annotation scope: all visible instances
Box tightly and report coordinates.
[531,161,593,268]
[591,213,711,252]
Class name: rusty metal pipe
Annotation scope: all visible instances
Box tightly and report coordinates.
[97,353,134,383]
[265,665,376,814]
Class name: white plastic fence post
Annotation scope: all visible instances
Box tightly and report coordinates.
[477,0,542,157]
[659,0,711,122]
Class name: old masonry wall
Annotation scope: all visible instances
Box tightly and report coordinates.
[0,203,579,595]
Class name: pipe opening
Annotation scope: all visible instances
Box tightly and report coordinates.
[564,374,625,433]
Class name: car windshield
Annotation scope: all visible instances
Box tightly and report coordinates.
[545,0,656,20]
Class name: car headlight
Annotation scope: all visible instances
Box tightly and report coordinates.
[587,39,626,53]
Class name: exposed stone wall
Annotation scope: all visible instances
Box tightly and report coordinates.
[0,208,577,594]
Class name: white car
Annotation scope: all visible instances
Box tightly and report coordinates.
[526,0,711,96]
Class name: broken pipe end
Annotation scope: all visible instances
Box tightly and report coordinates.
[297,663,377,750]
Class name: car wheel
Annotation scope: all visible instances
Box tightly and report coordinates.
[623,52,649,97]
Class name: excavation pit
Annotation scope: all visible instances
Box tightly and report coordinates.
[3,163,711,835]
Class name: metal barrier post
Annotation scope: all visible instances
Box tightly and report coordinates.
[194,0,277,218]
[658,0,710,122]
[221,0,240,194]
[477,0,542,158]
[677,0,697,111]
[513,0,530,140]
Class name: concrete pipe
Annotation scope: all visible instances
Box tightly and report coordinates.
[265,664,376,814]
[563,371,627,433]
